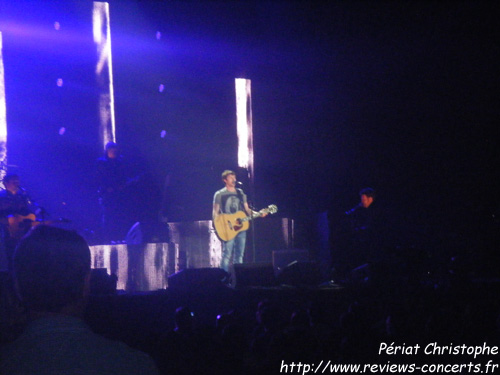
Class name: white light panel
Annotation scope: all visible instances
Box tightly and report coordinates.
[235,78,254,180]
[93,2,116,148]
[0,32,7,185]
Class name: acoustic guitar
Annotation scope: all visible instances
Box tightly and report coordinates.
[213,204,277,242]
[6,214,70,239]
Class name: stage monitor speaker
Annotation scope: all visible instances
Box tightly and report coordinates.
[231,263,276,289]
[272,249,309,272]
[277,261,321,286]
[168,268,229,290]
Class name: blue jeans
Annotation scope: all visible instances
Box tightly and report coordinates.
[220,231,246,272]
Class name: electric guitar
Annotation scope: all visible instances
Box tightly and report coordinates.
[5,214,71,239]
[213,204,278,242]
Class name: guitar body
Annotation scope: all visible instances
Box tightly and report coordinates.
[213,211,250,242]
[213,204,278,242]
[6,214,70,239]
[7,213,37,239]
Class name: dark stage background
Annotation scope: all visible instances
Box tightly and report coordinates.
[0,1,498,271]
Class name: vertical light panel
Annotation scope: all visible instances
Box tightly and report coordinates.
[93,2,116,149]
[235,78,254,182]
[0,32,7,185]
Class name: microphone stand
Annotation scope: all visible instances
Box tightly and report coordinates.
[248,178,257,263]
[27,194,48,222]
[237,178,256,263]
[250,202,257,263]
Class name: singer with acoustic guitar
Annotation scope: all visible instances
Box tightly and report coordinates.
[213,170,270,272]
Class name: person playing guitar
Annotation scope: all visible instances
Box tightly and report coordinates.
[0,173,36,270]
[212,170,269,272]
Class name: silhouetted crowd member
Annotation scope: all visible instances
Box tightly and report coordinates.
[248,299,291,372]
[250,299,284,356]
[152,305,223,375]
[338,300,379,363]
[268,308,319,364]
[0,225,159,375]
[213,310,248,375]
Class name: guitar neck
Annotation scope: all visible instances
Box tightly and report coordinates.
[241,210,265,223]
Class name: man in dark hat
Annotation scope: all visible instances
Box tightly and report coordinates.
[96,142,130,242]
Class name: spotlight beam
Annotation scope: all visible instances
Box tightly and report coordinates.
[93,2,116,149]
[235,78,254,183]
[0,32,7,184]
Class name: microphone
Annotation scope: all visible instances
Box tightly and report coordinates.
[236,181,243,186]
[18,187,32,205]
